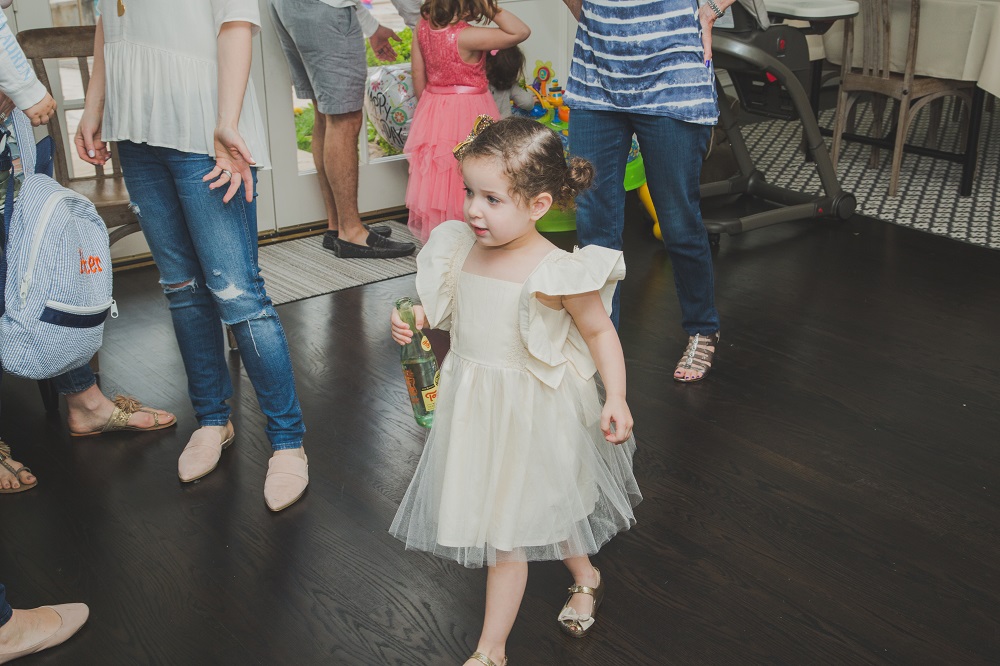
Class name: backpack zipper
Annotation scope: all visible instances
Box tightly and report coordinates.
[19,188,71,306]
[43,298,114,315]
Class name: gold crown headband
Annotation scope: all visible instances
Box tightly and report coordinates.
[453,115,496,159]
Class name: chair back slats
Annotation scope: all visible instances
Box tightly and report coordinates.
[853,0,921,82]
[830,0,976,196]
[15,25,139,244]
[16,26,110,186]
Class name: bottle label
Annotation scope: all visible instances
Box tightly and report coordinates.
[403,369,421,408]
[403,364,438,413]
[420,337,431,352]
[420,370,440,412]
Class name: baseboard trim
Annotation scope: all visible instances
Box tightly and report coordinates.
[112,207,409,273]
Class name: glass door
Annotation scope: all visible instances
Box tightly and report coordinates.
[257,0,413,232]
[259,0,576,231]
[8,0,577,246]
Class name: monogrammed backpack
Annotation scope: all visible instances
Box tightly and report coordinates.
[0,109,114,379]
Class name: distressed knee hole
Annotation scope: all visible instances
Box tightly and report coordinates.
[211,283,246,301]
[164,278,196,292]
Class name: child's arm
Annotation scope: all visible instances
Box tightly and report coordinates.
[561,291,634,445]
[510,84,537,111]
[411,30,426,98]
[456,8,530,60]
[391,304,427,345]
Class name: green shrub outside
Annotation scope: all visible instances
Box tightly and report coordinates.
[294,28,414,157]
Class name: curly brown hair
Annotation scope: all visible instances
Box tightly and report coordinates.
[420,0,498,28]
[457,117,594,210]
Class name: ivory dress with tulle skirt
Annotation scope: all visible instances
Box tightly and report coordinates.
[389,221,641,568]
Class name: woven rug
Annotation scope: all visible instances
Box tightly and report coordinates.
[740,99,999,249]
[259,220,422,306]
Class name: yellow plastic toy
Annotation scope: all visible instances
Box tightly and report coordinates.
[637,183,662,240]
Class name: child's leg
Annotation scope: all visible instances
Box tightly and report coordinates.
[562,555,602,617]
[464,560,528,666]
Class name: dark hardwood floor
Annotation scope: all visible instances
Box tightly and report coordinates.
[2,198,998,665]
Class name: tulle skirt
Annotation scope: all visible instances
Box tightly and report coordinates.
[404,91,499,242]
[389,351,642,568]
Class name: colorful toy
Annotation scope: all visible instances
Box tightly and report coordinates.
[364,64,417,152]
[637,184,662,240]
[523,62,658,233]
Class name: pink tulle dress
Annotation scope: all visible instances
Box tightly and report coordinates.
[404,19,500,242]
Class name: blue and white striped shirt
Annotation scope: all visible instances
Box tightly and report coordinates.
[566,0,718,125]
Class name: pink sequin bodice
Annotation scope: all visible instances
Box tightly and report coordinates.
[417,20,488,89]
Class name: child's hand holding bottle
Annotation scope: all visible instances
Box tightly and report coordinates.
[391,302,426,345]
[601,395,633,445]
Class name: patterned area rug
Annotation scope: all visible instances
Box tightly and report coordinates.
[740,99,999,249]
[258,220,422,306]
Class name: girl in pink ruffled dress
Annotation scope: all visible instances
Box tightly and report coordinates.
[391,117,641,666]
[404,0,529,241]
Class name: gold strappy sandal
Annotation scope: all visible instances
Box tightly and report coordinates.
[69,395,177,437]
[469,651,507,666]
[557,567,604,638]
[674,331,720,383]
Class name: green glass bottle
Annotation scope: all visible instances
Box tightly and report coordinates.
[396,297,439,428]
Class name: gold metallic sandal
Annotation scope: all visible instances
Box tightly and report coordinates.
[469,651,507,666]
[674,331,720,383]
[557,567,604,638]
[69,395,177,437]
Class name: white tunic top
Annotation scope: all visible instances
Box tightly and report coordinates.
[99,0,271,168]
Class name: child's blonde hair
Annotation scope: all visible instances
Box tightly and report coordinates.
[420,0,498,28]
[456,117,594,210]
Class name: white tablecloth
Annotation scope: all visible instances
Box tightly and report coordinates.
[823,0,1000,96]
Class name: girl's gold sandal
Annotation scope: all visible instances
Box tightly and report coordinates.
[557,567,605,638]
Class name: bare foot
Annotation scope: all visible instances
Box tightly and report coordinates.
[0,607,61,652]
[0,451,36,490]
[65,386,176,434]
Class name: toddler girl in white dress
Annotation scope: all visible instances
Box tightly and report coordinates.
[389,115,641,666]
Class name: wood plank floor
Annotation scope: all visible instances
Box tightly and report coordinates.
[2,199,998,665]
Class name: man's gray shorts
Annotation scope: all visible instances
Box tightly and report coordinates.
[268,0,366,115]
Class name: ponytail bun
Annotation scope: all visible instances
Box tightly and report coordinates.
[557,157,595,208]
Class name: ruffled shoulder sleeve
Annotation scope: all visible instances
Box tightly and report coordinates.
[415,220,475,331]
[519,246,626,388]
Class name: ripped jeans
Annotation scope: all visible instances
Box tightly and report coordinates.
[117,142,305,450]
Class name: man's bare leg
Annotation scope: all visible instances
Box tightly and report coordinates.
[321,110,368,246]
[311,102,339,233]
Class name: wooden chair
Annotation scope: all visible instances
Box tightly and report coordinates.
[17,26,141,410]
[829,0,976,196]
[17,26,140,245]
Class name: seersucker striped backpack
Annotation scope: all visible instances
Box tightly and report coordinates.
[0,109,114,380]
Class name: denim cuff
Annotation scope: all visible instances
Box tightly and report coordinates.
[271,440,304,452]
[51,364,98,395]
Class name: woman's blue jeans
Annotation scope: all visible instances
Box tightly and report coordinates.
[570,108,720,334]
[116,142,305,451]
[0,583,10,626]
